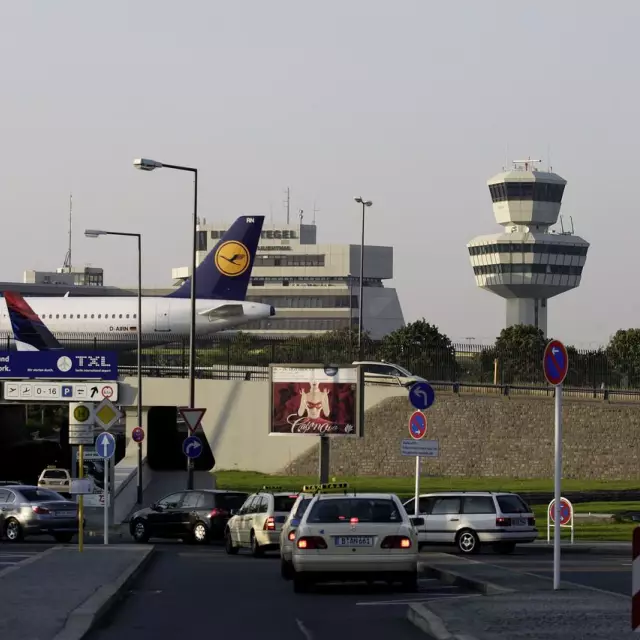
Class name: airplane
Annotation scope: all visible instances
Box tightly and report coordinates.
[0,215,274,350]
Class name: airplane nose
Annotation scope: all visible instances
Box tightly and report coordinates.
[269,305,276,317]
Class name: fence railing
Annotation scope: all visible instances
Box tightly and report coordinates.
[1,332,637,391]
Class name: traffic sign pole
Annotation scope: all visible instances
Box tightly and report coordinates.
[78,445,84,554]
[104,456,109,545]
[554,380,563,590]
[543,339,568,592]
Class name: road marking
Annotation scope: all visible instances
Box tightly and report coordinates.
[296,618,314,640]
[356,593,481,606]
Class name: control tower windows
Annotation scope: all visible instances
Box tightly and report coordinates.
[468,243,588,257]
[489,182,565,204]
[472,264,583,276]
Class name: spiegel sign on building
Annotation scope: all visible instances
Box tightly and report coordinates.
[268,364,364,437]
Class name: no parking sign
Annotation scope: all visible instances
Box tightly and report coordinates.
[547,497,574,544]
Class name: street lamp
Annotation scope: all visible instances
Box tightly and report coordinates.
[133,158,198,490]
[85,229,143,505]
[354,197,372,360]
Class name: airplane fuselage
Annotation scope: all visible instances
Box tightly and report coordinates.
[0,296,272,348]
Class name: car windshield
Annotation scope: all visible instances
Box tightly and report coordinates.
[19,488,65,502]
[307,498,402,523]
[42,470,67,479]
[497,495,530,514]
[274,495,297,513]
[393,364,413,376]
[293,498,312,519]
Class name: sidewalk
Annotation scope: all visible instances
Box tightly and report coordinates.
[0,545,153,640]
[410,553,635,639]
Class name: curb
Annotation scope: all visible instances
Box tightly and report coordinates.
[407,602,480,640]
[419,563,513,596]
[51,545,156,640]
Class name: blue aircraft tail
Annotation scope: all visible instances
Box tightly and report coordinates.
[2,291,63,351]
[166,215,265,301]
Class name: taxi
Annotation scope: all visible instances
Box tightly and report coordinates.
[289,483,423,593]
[224,486,298,557]
[279,490,314,579]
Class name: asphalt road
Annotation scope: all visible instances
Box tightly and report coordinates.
[87,545,474,640]
[466,548,630,596]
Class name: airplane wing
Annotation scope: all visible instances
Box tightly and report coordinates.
[198,303,245,319]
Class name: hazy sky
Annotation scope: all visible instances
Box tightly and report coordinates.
[1,1,637,347]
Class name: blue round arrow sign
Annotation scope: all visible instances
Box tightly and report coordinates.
[183,435,203,459]
[408,381,435,411]
[95,431,116,460]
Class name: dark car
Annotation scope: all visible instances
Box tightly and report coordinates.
[129,489,249,544]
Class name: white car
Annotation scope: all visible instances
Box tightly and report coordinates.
[279,491,314,579]
[352,361,427,388]
[289,485,423,593]
[403,491,538,554]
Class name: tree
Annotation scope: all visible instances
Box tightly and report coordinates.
[378,320,458,380]
[487,324,547,384]
[606,329,640,388]
[566,347,611,388]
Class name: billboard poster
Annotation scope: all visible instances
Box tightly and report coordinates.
[76,450,111,507]
[0,351,117,379]
[269,364,363,436]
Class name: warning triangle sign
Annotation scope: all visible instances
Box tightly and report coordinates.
[179,407,207,434]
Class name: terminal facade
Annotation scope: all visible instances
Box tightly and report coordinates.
[467,160,590,336]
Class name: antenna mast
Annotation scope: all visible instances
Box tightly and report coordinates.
[312,201,319,224]
[63,193,72,271]
[284,187,290,224]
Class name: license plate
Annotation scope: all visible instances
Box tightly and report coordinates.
[334,536,373,547]
[57,511,74,517]
[513,518,527,526]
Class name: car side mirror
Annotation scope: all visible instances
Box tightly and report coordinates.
[410,516,425,527]
[230,509,238,516]
[151,503,161,511]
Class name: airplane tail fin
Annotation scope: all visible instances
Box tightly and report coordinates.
[166,215,265,301]
[2,291,63,351]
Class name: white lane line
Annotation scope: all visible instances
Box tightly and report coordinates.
[296,618,314,640]
[356,593,481,606]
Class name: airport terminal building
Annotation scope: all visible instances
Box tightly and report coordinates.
[13,221,404,339]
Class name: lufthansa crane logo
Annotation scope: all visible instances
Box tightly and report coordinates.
[214,240,250,277]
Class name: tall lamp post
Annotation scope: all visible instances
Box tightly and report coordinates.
[354,197,372,360]
[133,158,199,490]
[85,229,143,504]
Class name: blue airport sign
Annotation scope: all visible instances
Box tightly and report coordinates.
[96,432,116,460]
[183,435,203,459]
[0,351,117,380]
[408,382,435,411]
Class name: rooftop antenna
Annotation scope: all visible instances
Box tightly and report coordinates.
[312,200,319,224]
[569,216,575,234]
[284,187,290,225]
[559,215,565,233]
[547,144,552,172]
[62,193,72,271]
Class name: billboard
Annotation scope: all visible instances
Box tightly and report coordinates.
[0,351,117,379]
[269,364,364,436]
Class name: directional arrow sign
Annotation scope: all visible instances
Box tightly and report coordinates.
[182,435,203,459]
[90,385,99,399]
[408,382,435,411]
[96,432,116,460]
[179,407,206,434]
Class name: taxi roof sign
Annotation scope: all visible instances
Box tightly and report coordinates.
[261,485,284,492]
[302,482,349,493]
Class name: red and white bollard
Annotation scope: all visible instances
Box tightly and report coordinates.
[632,527,640,631]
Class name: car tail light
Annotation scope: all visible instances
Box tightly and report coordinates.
[297,536,327,550]
[496,517,511,527]
[350,517,359,524]
[528,516,536,526]
[288,531,296,541]
[32,505,50,515]
[209,508,229,518]
[264,516,276,531]
[381,535,412,549]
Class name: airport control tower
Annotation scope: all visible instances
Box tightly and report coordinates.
[467,159,589,336]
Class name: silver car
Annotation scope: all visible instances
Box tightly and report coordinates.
[0,485,80,543]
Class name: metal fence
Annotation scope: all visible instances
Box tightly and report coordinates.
[0,332,636,391]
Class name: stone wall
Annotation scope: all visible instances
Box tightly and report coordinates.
[280,392,640,480]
